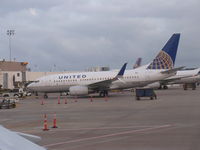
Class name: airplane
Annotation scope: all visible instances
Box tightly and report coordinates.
[146,68,200,89]
[27,33,181,98]
[165,68,200,90]
[0,125,46,150]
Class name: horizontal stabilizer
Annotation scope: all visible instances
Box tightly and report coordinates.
[161,66,185,74]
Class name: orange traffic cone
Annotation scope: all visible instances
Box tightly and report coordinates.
[52,112,58,128]
[105,96,108,101]
[90,96,93,102]
[43,114,49,131]
[64,98,67,104]
[58,96,60,104]
[74,96,78,102]
[41,99,44,105]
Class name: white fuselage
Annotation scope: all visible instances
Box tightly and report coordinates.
[28,68,172,93]
[167,68,200,84]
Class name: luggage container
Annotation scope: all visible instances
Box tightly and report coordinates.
[135,88,157,100]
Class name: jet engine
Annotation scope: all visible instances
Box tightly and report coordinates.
[69,86,89,96]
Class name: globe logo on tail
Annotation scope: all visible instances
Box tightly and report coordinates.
[147,50,173,69]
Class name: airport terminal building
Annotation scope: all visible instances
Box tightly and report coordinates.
[0,60,67,89]
[0,60,28,89]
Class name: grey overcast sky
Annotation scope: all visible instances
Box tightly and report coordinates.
[0,0,200,71]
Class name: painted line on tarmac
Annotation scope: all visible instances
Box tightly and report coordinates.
[43,124,172,148]
[46,125,161,131]
[0,119,11,122]
[21,125,164,133]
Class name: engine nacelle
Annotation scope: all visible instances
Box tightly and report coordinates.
[69,86,89,96]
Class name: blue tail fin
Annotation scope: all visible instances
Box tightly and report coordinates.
[147,33,180,69]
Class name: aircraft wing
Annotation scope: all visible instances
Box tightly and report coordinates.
[88,63,127,90]
[161,66,185,74]
[0,125,46,150]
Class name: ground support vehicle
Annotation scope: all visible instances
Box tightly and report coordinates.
[0,99,16,109]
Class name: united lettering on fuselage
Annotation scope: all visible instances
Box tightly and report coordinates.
[58,74,87,80]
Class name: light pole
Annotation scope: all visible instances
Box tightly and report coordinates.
[7,30,15,61]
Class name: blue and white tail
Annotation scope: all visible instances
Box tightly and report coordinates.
[147,33,180,69]
[133,57,142,69]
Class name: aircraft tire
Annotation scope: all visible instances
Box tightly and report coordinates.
[44,94,48,99]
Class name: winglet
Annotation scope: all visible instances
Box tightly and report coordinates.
[117,63,127,76]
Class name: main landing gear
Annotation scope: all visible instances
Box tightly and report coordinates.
[158,85,168,90]
[99,90,108,97]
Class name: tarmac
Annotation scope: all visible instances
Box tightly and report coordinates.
[0,86,200,150]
